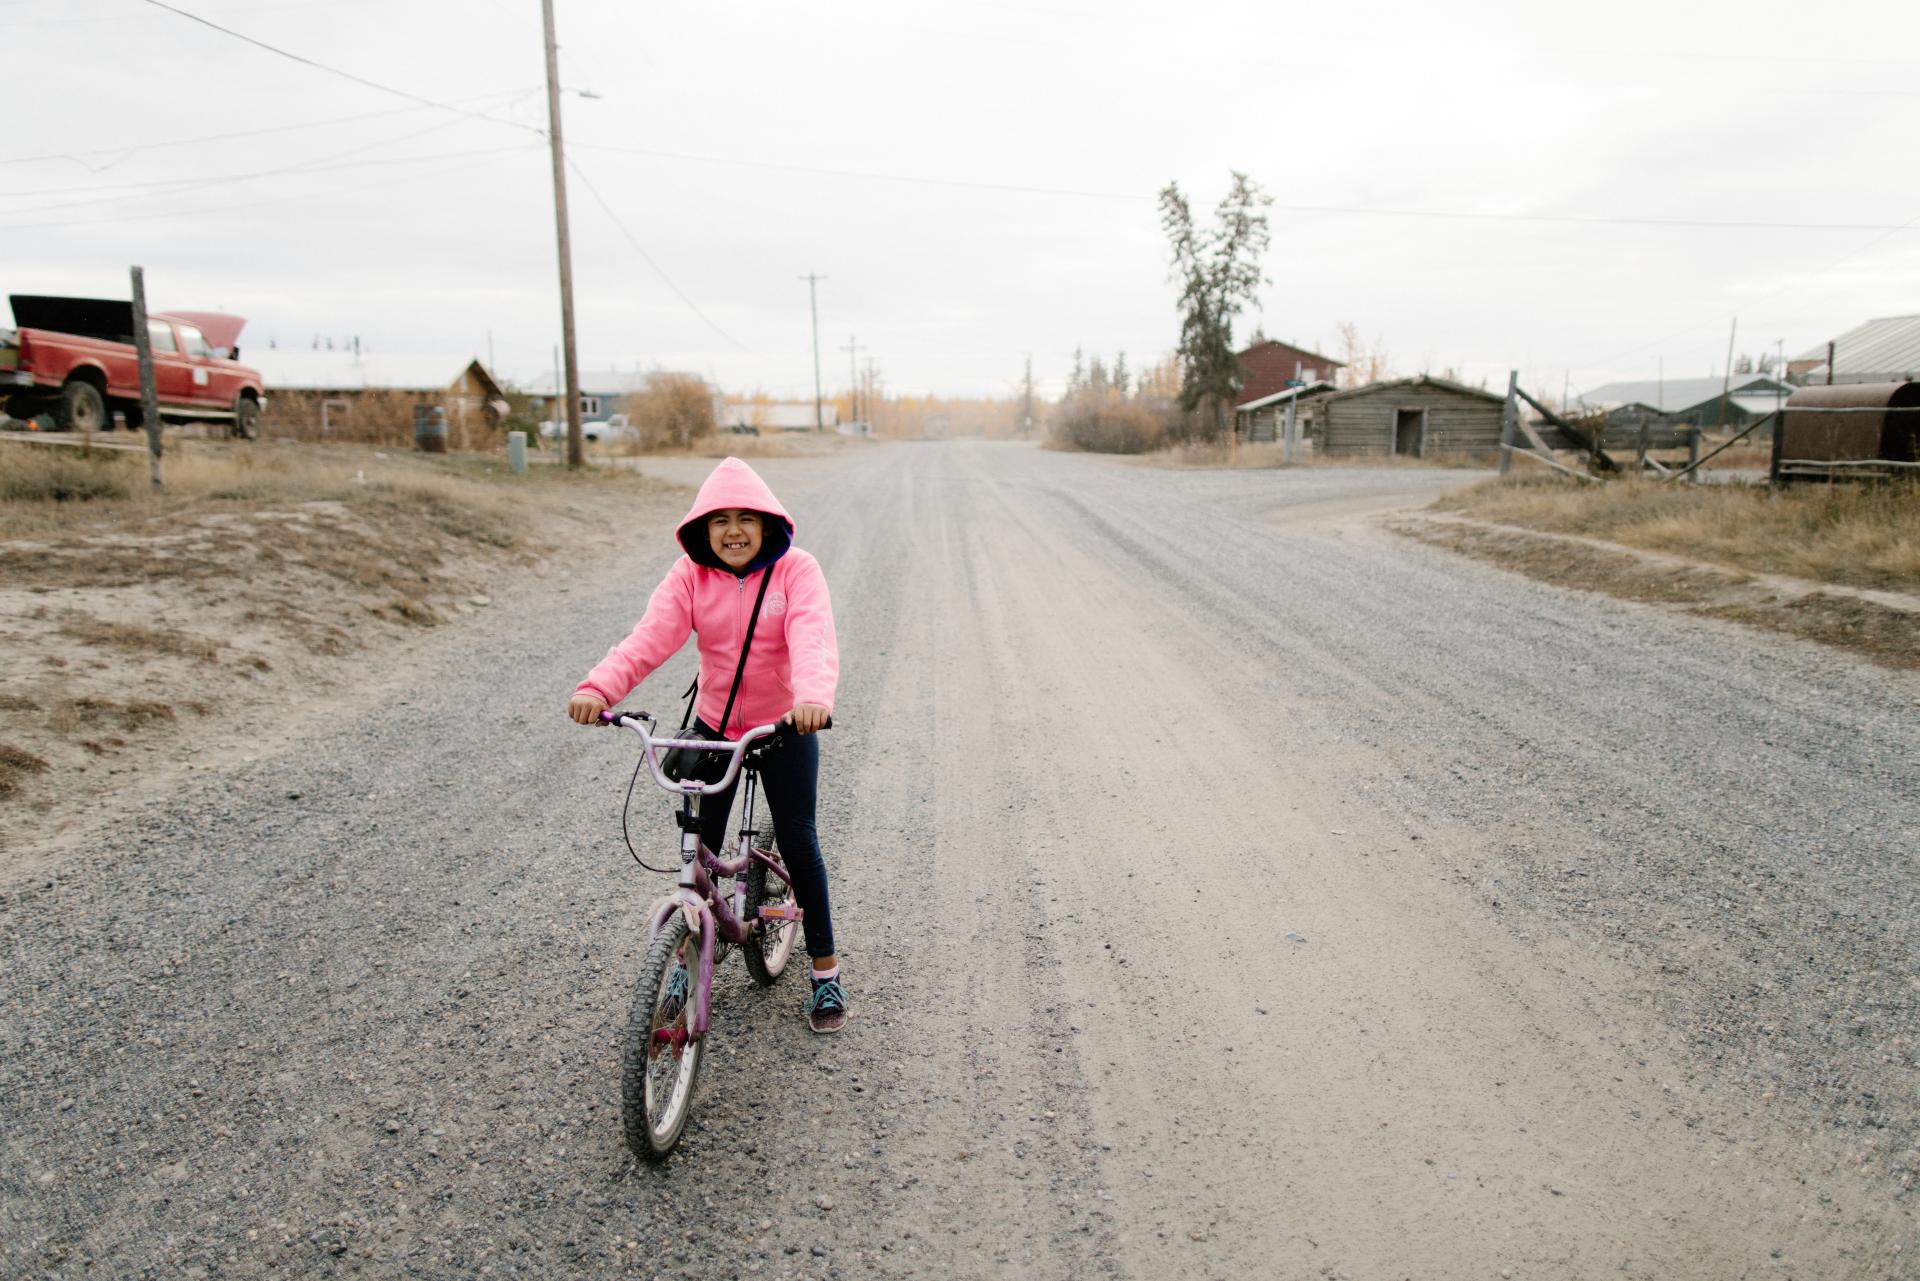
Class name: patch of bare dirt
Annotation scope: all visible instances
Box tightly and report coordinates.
[0,445,685,859]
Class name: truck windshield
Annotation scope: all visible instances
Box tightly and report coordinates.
[148,320,177,354]
[177,325,211,359]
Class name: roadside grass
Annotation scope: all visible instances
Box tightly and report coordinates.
[1138,441,1501,470]
[0,744,49,799]
[1405,518,1920,670]
[0,440,684,832]
[0,441,673,597]
[56,616,222,661]
[1433,474,1920,593]
[0,440,669,540]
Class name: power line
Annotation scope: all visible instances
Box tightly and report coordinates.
[139,0,543,136]
[0,111,523,204]
[563,157,761,356]
[0,117,508,220]
[0,86,543,170]
[0,145,537,233]
[571,139,1920,233]
[569,140,1147,202]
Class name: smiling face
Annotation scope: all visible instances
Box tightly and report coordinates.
[707,508,764,571]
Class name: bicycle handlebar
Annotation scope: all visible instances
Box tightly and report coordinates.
[599,710,829,796]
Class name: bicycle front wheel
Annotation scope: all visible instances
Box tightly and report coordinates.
[622,913,704,1161]
[741,841,798,987]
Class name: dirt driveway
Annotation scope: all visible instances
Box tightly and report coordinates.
[3,442,1914,1279]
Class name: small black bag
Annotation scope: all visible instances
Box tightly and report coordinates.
[661,569,772,782]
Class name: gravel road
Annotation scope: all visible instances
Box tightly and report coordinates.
[4,441,1915,1279]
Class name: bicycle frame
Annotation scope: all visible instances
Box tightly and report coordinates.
[607,712,798,1041]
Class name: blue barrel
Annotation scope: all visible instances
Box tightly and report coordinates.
[413,405,448,453]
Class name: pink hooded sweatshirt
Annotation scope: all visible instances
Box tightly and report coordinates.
[575,458,839,737]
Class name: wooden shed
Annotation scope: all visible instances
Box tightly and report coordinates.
[1319,375,1505,457]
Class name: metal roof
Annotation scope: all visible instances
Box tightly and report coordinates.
[1578,373,1791,414]
[248,350,496,394]
[1794,314,1920,382]
[517,368,654,397]
[1234,381,1338,412]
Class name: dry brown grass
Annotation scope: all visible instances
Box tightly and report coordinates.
[56,616,222,661]
[1140,441,1501,471]
[1402,520,1920,670]
[1435,475,1920,593]
[47,696,175,735]
[0,743,49,799]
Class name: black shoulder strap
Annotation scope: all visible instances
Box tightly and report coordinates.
[716,569,773,740]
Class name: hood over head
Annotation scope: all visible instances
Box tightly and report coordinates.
[676,457,794,574]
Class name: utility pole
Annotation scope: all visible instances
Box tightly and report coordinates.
[541,0,584,467]
[128,265,162,487]
[1021,354,1035,437]
[840,335,863,424]
[799,274,827,430]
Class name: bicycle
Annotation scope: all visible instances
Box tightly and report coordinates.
[599,709,812,1161]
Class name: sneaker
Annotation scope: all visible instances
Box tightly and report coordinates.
[804,974,848,1035]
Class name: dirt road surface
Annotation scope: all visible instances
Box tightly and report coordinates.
[4,442,1915,1279]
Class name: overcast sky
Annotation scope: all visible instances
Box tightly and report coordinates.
[6,0,1917,400]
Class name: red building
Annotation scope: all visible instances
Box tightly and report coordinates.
[1237,339,1344,406]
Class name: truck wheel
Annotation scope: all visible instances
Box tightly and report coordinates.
[232,396,260,441]
[57,380,106,433]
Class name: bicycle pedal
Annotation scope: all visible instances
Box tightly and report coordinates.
[756,903,802,923]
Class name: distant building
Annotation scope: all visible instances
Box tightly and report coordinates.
[720,401,839,431]
[1789,315,1920,385]
[1577,374,1794,429]
[1233,381,1337,442]
[1236,339,1345,406]
[518,369,651,423]
[249,350,506,444]
[1319,376,1505,457]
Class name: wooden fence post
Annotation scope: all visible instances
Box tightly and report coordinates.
[1498,370,1519,475]
[129,265,162,488]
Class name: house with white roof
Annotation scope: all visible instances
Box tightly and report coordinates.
[1788,315,1920,385]
[1576,373,1794,430]
[248,348,506,445]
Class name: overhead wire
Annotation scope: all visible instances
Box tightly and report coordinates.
[138,0,543,137]
[564,157,763,357]
[0,86,543,170]
[575,139,1920,233]
[0,112,518,220]
[0,98,543,203]
[0,145,540,233]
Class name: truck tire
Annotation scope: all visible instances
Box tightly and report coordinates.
[232,395,260,441]
[57,380,106,433]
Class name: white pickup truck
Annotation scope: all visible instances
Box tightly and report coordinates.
[538,413,632,444]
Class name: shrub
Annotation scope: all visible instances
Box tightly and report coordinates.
[621,373,716,451]
[1049,394,1173,454]
[0,448,137,502]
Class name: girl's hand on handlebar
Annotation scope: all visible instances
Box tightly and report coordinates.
[783,703,830,735]
[568,694,608,725]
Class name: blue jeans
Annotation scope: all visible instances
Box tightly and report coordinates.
[695,721,835,959]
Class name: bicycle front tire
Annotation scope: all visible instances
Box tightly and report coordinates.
[622,914,704,1161]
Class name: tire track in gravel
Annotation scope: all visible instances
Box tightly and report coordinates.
[4,442,1913,1281]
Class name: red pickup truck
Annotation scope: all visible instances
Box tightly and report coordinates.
[0,295,267,438]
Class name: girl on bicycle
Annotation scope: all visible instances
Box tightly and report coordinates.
[567,458,846,1034]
